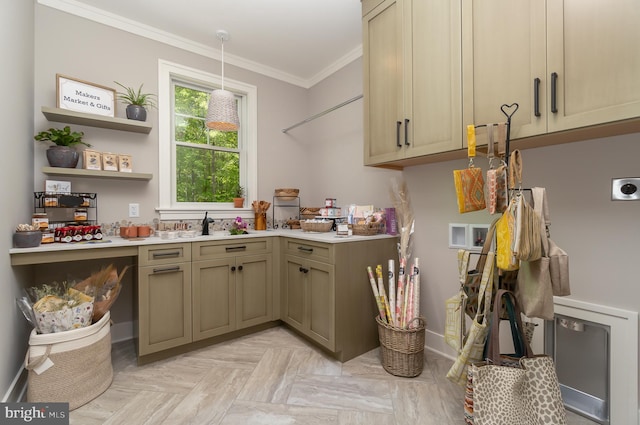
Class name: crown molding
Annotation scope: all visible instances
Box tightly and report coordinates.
[37,0,362,89]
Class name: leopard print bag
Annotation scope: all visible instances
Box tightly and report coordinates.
[468,290,566,425]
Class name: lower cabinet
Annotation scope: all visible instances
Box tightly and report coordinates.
[137,235,396,363]
[281,236,397,362]
[137,238,273,357]
[283,254,335,350]
[138,243,192,356]
[192,248,273,341]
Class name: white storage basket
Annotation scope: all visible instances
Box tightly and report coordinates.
[25,311,113,410]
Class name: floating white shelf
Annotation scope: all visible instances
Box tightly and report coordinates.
[41,106,152,134]
[42,166,152,181]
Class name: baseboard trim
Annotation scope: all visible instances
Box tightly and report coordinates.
[111,320,133,343]
[2,367,27,403]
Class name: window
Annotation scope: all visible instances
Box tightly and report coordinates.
[157,60,257,220]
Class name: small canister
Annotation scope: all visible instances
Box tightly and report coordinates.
[74,208,88,222]
[32,213,49,230]
[325,198,336,208]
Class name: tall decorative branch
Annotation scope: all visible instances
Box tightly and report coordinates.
[389,177,414,262]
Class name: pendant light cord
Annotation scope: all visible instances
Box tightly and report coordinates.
[220,36,225,91]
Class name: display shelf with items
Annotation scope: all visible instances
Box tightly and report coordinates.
[34,192,97,226]
[41,166,152,181]
[41,106,152,134]
[272,196,300,229]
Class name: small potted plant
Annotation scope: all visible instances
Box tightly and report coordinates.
[114,81,156,121]
[34,126,91,168]
[229,217,248,235]
[233,185,245,208]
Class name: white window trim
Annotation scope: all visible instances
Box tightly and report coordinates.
[157,59,257,220]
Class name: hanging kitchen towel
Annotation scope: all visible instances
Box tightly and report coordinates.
[453,126,486,213]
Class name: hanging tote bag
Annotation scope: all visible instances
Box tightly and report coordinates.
[446,252,495,387]
[444,250,471,352]
[461,219,498,319]
[464,291,529,425]
[532,187,571,296]
[468,291,567,425]
[516,188,568,319]
[453,125,486,213]
[509,150,542,262]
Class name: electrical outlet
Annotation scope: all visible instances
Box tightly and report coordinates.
[612,178,640,201]
[129,203,140,217]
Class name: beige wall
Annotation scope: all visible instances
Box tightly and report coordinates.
[1,0,34,401]
[33,5,316,223]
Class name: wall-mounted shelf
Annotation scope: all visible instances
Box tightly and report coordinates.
[42,166,152,181]
[41,106,152,134]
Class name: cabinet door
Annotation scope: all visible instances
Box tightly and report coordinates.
[363,0,405,165]
[546,0,640,132]
[408,0,462,156]
[307,259,335,351]
[192,258,235,341]
[462,0,547,140]
[138,264,192,356]
[236,253,273,329]
[282,255,306,332]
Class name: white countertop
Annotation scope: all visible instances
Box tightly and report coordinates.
[9,229,397,255]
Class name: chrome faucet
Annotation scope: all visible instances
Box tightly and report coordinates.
[202,212,214,235]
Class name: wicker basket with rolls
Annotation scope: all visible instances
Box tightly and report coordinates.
[300,219,333,232]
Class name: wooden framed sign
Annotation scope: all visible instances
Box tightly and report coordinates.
[56,74,116,117]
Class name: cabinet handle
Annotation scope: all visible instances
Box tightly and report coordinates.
[152,251,181,259]
[152,266,180,274]
[396,121,402,147]
[297,246,313,253]
[225,246,247,252]
[231,266,236,272]
[534,78,541,117]
[404,118,410,146]
[550,72,558,114]
[238,265,243,271]
[299,267,309,274]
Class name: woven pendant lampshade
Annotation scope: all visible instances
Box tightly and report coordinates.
[206,30,239,132]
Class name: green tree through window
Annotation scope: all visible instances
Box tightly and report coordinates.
[173,83,240,202]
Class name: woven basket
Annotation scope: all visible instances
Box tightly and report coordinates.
[25,312,113,410]
[376,316,426,377]
[300,221,333,232]
[352,221,383,236]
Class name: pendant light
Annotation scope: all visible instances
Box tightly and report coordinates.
[206,30,240,132]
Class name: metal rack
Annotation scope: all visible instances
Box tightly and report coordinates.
[272,196,300,228]
[33,192,98,227]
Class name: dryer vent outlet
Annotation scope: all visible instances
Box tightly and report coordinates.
[611,177,640,201]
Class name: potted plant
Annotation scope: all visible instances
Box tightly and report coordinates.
[229,217,248,235]
[233,185,245,208]
[34,126,91,168]
[114,81,156,121]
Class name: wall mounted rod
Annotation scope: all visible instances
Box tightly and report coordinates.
[282,94,363,133]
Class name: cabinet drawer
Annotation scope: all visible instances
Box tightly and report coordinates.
[139,243,191,266]
[283,238,333,263]
[193,238,271,261]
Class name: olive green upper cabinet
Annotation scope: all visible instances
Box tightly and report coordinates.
[362,0,462,166]
[462,0,640,142]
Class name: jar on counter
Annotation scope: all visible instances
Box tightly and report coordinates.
[32,213,49,230]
